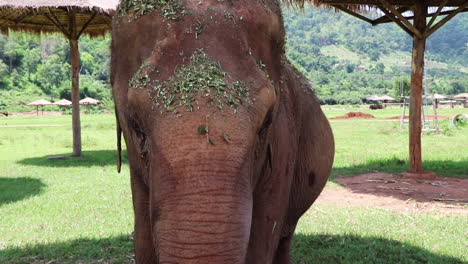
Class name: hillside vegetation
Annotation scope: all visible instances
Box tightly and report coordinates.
[284,7,468,104]
[0,7,466,111]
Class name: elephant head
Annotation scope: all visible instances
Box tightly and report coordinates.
[111,0,334,263]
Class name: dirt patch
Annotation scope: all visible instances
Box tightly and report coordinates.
[385,115,451,120]
[316,173,467,215]
[10,111,63,117]
[331,112,375,120]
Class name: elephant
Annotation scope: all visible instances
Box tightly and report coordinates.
[111,0,334,263]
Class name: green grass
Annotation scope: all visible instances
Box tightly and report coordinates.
[323,107,468,180]
[292,206,467,263]
[0,110,467,263]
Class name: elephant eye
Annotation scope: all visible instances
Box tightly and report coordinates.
[258,107,273,137]
[130,119,149,164]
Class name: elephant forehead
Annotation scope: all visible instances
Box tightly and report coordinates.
[114,0,282,133]
[128,51,252,116]
[151,109,257,147]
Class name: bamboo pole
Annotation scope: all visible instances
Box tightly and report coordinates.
[69,9,81,157]
[408,2,427,173]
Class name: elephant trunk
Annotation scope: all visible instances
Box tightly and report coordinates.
[152,157,253,263]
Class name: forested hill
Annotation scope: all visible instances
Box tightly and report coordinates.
[0,7,467,111]
[283,7,467,104]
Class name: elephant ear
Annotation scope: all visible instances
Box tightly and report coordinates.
[115,106,122,173]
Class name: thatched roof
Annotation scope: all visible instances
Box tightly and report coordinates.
[79,97,100,105]
[308,0,468,22]
[453,93,468,99]
[53,98,72,106]
[0,0,118,38]
[366,95,380,101]
[379,95,395,101]
[430,93,447,99]
[314,0,466,8]
[367,95,394,101]
[27,99,52,106]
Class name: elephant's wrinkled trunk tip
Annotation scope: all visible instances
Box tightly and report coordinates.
[155,176,253,263]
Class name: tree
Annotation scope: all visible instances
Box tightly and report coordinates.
[0,59,11,89]
[393,77,410,100]
[36,55,70,96]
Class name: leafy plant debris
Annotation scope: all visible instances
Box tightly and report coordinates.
[197,124,208,135]
[129,51,251,114]
[119,0,190,20]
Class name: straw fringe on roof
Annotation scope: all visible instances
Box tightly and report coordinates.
[301,0,467,13]
[0,0,118,37]
[79,97,100,105]
[27,99,52,106]
[0,0,117,10]
[53,99,72,106]
[313,0,466,7]
[430,93,447,100]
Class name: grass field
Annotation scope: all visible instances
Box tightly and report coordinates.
[0,107,467,263]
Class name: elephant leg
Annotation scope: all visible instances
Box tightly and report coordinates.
[246,139,296,262]
[131,172,157,263]
[273,228,295,264]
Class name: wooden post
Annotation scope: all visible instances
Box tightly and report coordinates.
[69,10,81,157]
[432,96,440,134]
[408,2,427,173]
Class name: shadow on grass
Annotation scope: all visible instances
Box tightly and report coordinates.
[1,233,463,264]
[0,177,46,207]
[16,150,128,168]
[291,233,464,264]
[0,234,135,264]
[332,157,468,179]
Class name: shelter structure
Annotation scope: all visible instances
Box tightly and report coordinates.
[79,97,100,105]
[0,0,118,157]
[367,95,381,101]
[367,95,395,101]
[379,95,395,101]
[431,93,446,100]
[430,93,446,108]
[27,99,52,116]
[54,98,72,113]
[314,0,468,176]
[454,93,468,108]
[53,99,72,106]
[79,97,100,113]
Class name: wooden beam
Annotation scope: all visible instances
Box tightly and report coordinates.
[331,5,375,24]
[375,8,468,24]
[425,0,468,38]
[373,6,410,24]
[77,11,97,38]
[13,9,35,24]
[378,6,415,36]
[427,0,449,28]
[44,13,70,38]
[319,0,464,6]
[378,0,423,38]
[45,8,71,38]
